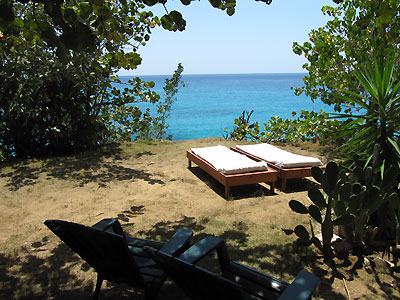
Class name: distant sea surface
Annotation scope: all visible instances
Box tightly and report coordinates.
[119,73,333,141]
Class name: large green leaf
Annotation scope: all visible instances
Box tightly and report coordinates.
[388,137,400,156]
[339,182,351,202]
[325,161,339,193]
[308,205,322,223]
[289,200,309,214]
[308,187,327,207]
[294,225,310,240]
[311,166,323,183]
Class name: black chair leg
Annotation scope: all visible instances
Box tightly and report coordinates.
[93,275,104,300]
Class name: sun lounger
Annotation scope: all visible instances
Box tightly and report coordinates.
[187,145,278,197]
[232,143,324,191]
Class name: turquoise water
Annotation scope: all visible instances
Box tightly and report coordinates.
[119,73,333,141]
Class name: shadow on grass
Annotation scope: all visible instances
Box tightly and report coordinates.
[0,143,164,191]
[188,166,276,200]
[133,215,347,300]
[279,178,321,193]
[0,243,93,300]
[1,214,366,300]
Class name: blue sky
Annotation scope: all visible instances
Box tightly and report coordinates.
[120,0,335,76]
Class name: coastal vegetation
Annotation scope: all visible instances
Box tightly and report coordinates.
[224,109,344,145]
[292,0,400,113]
[1,0,400,298]
[0,1,185,160]
[225,0,400,277]
[0,0,273,160]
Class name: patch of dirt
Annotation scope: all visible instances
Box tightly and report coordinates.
[0,138,398,300]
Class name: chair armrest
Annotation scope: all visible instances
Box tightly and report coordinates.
[92,218,124,236]
[278,270,319,300]
[226,261,288,293]
[159,228,193,256]
[126,236,165,250]
[179,236,225,264]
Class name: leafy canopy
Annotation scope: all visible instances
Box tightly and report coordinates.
[0,0,273,159]
[292,0,400,112]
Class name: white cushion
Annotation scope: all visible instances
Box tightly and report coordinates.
[236,143,323,168]
[191,145,268,175]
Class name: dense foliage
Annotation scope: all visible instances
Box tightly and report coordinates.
[286,56,400,270]
[0,0,273,159]
[224,109,344,145]
[292,0,400,112]
[333,55,400,163]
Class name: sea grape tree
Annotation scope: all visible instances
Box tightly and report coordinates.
[0,0,273,159]
[293,0,400,112]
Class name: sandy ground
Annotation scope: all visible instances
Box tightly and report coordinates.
[0,138,399,300]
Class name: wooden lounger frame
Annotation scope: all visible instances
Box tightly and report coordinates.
[231,147,325,192]
[187,150,278,198]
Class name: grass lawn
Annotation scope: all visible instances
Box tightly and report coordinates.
[0,137,399,299]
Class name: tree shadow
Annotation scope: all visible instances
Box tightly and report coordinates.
[1,213,347,300]
[188,166,276,200]
[280,178,321,193]
[134,215,346,300]
[0,143,164,191]
[0,243,93,300]
[366,268,400,300]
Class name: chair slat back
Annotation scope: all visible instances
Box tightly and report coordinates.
[155,251,244,300]
[45,220,145,285]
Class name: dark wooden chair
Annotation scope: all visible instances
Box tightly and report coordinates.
[146,236,319,300]
[44,218,193,300]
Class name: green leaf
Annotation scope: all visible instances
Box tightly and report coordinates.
[308,205,322,223]
[365,166,373,187]
[348,194,360,212]
[78,2,92,19]
[311,236,322,250]
[388,192,400,210]
[325,161,339,191]
[160,14,173,30]
[388,137,400,156]
[125,52,142,69]
[297,238,312,247]
[352,182,362,195]
[367,186,381,214]
[144,0,158,6]
[335,200,347,216]
[282,229,294,235]
[289,200,309,214]
[170,11,186,31]
[372,144,380,169]
[382,166,397,188]
[339,182,351,202]
[227,7,235,16]
[311,166,323,183]
[294,225,310,240]
[209,0,222,8]
[308,187,327,207]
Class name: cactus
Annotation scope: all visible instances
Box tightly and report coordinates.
[285,143,400,265]
[285,161,355,262]
[345,144,399,247]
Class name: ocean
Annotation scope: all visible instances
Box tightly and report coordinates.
[119,73,333,141]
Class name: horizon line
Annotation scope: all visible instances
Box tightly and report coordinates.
[118,72,309,77]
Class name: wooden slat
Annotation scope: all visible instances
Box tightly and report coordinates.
[231,147,326,192]
[187,150,278,198]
